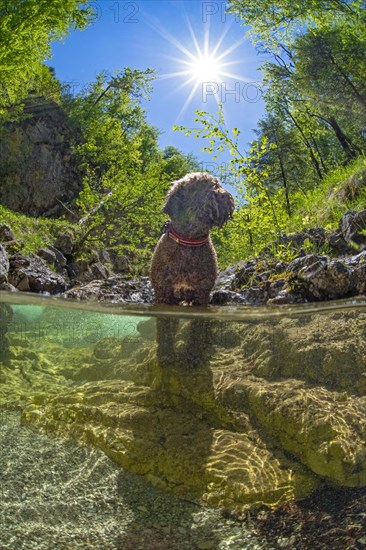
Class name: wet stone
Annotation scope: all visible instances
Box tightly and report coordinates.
[0,224,14,242]
[0,244,9,283]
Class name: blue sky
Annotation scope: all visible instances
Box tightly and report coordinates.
[48,0,266,170]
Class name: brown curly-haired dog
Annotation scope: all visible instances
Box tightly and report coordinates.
[151,173,234,368]
[151,172,234,306]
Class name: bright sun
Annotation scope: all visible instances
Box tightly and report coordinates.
[149,17,249,119]
[187,53,223,83]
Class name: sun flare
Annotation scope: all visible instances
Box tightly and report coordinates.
[187,53,223,83]
[149,17,250,119]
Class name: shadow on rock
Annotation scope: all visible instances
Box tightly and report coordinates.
[156,315,217,370]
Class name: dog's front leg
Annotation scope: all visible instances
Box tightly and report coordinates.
[156,316,179,368]
[181,318,213,369]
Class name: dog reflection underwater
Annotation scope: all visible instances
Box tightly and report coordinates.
[150,172,234,367]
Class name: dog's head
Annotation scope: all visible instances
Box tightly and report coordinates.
[163,172,234,236]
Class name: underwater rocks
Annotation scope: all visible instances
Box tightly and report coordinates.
[20,348,317,512]
[11,309,366,512]
[22,377,318,510]
[237,380,366,485]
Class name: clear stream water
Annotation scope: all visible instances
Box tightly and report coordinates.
[1,292,366,549]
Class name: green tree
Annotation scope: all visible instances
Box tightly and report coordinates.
[228,0,365,49]
[173,1,366,264]
[0,0,94,115]
[64,68,202,270]
[62,68,164,255]
[161,146,201,180]
[293,26,366,159]
[174,105,292,262]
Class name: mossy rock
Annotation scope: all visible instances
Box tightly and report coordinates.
[22,375,317,512]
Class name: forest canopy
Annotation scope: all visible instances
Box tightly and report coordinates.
[0,0,95,114]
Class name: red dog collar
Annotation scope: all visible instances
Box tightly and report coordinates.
[165,222,209,247]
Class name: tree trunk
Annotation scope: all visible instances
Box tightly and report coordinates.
[285,109,323,179]
[311,136,328,174]
[328,116,359,161]
[308,110,360,161]
[273,132,291,216]
[328,52,366,110]
[245,213,254,248]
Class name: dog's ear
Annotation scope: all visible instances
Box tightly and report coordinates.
[205,188,220,224]
[163,184,182,218]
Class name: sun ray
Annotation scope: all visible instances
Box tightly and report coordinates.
[175,79,202,122]
[158,70,193,81]
[159,75,199,102]
[218,59,245,68]
[175,75,199,92]
[145,11,253,116]
[211,20,233,58]
[220,71,253,82]
[186,18,203,59]
[161,55,195,66]
[216,37,247,62]
[204,20,210,58]
[143,15,198,62]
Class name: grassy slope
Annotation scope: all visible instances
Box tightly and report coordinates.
[0,205,74,255]
[290,157,366,232]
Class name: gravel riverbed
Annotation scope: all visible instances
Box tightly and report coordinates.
[1,412,365,549]
[0,412,271,550]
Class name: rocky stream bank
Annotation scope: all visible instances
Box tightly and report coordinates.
[1,208,366,305]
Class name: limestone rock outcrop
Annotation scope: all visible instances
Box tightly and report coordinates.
[213,248,366,306]
[0,98,83,217]
[339,209,366,250]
